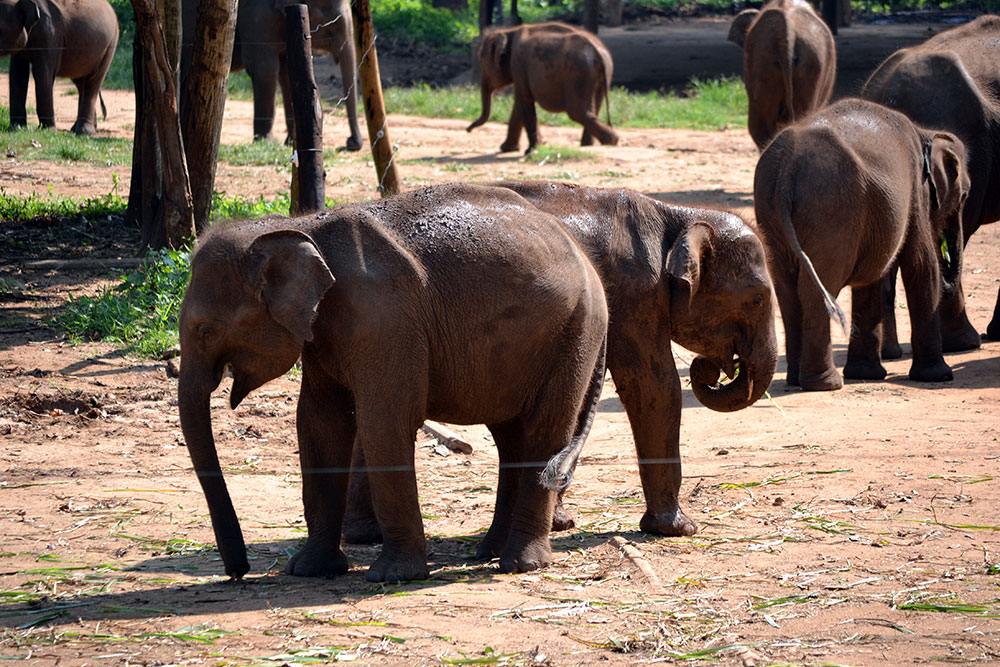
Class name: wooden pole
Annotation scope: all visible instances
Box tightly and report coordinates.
[285,4,325,215]
[352,0,400,197]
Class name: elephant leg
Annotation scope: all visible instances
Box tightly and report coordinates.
[797,271,842,391]
[568,95,617,147]
[899,242,953,382]
[31,61,56,128]
[476,420,524,560]
[277,54,295,145]
[880,269,903,359]
[284,370,355,577]
[513,90,541,154]
[342,445,382,544]
[8,56,30,128]
[938,271,980,352]
[500,98,525,153]
[772,267,803,386]
[609,329,697,537]
[246,52,279,140]
[987,285,1000,341]
[844,283,887,380]
[551,492,575,531]
[71,77,99,136]
[335,37,363,152]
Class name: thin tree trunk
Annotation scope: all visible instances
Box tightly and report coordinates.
[180,0,237,231]
[285,4,325,215]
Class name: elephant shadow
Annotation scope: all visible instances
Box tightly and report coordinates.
[648,189,753,209]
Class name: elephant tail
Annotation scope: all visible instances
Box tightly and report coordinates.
[782,18,796,125]
[776,183,847,334]
[602,55,614,127]
[539,335,607,492]
[100,92,107,120]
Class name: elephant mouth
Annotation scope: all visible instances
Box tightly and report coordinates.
[689,354,756,413]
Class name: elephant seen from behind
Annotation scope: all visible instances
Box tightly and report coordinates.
[467,21,618,154]
[728,0,835,151]
[344,182,778,544]
[754,99,969,391]
[0,0,118,135]
[177,184,608,583]
[863,14,1000,350]
[181,0,363,150]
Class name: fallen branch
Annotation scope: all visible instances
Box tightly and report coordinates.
[422,420,474,454]
[610,536,661,586]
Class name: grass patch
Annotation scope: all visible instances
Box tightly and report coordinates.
[523,144,593,165]
[0,124,132,166]
[0,184,127,221]
[382,78,747,131]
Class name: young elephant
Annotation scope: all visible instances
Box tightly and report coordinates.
[467,21,618,153]
[0,0,119,135]
[344,182,778,543]
[728,0,835,151]
[863,14,1000,350]
[754,99,969,391]
[177,184,608,583]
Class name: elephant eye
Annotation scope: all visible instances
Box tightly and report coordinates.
[753,293,764,307]
[198,322,214,341]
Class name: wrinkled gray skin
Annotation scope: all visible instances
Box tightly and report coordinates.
[467,21,617,154]
[754,99,969,391]
[177,184,607,583]
[343,182,777,544]
[728,0,835,151]
[181,0,362,150]
[0,0,118,135]
[863,14,1000,352]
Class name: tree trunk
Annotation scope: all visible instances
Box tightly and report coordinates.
[352,0,400,197]
[583,0,599,34]
[127,0,195,250]
[180,0,237,231]
[285,4,325,215]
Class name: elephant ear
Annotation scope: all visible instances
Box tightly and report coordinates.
[728,9,758,49]
[17,0,41,31]
[245,229,336,343]
[926,132,968,217]
[486,30,512,75]
[666,221,714,320]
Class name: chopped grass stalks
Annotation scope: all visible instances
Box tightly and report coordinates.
[718,469,851,489]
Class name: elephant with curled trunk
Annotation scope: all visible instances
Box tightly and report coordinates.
[467,21,618,154]
[754,99,969,391]
[181,0,362,150]
[863,15,1000,352]
[728,0,835,151]
[177,183,608,583]
[0,0,118,135]
[343,182,778,544]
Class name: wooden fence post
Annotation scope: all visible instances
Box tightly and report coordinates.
[352,0,400,197]
[285,4,325,215]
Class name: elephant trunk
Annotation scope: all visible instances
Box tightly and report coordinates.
[689,328,776,413]
[178,367,250,579]
[467,78,493,132]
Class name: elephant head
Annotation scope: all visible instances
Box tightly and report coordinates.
[0,0,40,56]
[177,227,335,579]
[667,221,777,412]
[467,28,515,131]
[923,131,971,300]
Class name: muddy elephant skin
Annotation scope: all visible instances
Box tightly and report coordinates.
[0,0,118,135]
[863,14,1000,350]
[467,21,618,153]
[177,184,608,583]
[728,0,835,151]
[182,0,362,150]
[344,182,778,543]
[754,99,969,391]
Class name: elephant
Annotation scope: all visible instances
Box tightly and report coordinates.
[177,183,608,583]
[754,98,969,391]
[467,21,618,154]
[862,14,1000,351]
[181,0,363,150]
[342,181,778,544]
[728,0,836,151]
[0,0,118,135]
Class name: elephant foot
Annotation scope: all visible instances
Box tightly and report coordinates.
[843,360,887,381]
[342,515,383,545]
[343,135,363,152]
[580,134,595,146]
[985,318,1000,341]
[909,358,953,383]
[640,507,698,537]
[799,368,843,391]
[603,133,620,146]
[70,121,96,136]
[551,503,575,532]
[499,140,520,153]
[499,537,552,574]
[284,538,350,577]
[941,323,982,352]
[785,370,800,387]
[881,340,903,360]
[365,551,430,583]
[475,525,509,560]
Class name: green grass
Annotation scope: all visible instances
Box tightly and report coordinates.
[382,78,747,131]
[0,184,127,221]
[0,124,132,166]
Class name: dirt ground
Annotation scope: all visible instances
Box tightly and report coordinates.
[2,17,1000,666]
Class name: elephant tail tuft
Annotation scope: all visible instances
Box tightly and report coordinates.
[100,92,107,120]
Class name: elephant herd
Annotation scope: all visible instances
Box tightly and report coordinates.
[6,0,1000,582]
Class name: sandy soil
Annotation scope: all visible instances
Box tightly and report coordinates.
[2,21,1000,665]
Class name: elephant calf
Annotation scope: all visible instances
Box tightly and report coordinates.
[467,21,618,154]
[178,184,607,583]
[754,98,969,391]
